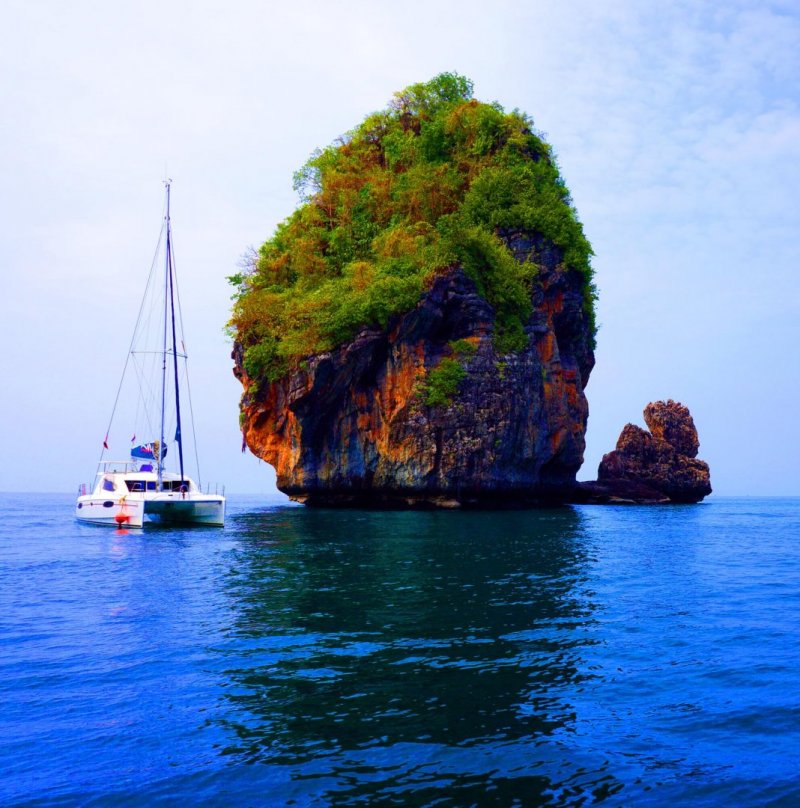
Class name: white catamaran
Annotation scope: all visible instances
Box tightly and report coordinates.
[76,182,225,527]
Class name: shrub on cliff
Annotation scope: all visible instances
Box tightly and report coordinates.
[230,73,595,384]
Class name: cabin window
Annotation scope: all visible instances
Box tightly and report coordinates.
[125,480,145,492]
[147,481,156,491]
[160,480,189,492]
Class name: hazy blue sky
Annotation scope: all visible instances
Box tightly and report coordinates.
[1,0,797,496]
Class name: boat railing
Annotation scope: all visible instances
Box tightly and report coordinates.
[204,483,225,496]
[96,460,140,474]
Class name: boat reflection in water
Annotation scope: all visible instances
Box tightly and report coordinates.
[215,506,618,803]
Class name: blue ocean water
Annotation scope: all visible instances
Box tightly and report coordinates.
[0,494,798,806]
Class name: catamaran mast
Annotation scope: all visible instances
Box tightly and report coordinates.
[167,208,185,486]
[158,181,170,488]
[157,180,186,488]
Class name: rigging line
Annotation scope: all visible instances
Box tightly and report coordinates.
[96,215,165,469]
[131,350,187,357]
[169,227,188,356]
[184,355,202,488]
[132,359,142,443]
[131,354,160,439]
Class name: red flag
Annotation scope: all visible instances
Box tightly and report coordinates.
[103,435,109,450]
[131,433,136,443]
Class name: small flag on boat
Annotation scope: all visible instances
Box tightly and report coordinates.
[103,434,109,450]
[131,441,166,460]
[131,433,136,443]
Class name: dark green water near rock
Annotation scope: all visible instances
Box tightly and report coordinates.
[1,494,798,805]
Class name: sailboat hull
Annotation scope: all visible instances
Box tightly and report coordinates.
[75,496,145,528]
[76,483,225,528]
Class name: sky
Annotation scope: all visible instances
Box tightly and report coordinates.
[0,0,798,497]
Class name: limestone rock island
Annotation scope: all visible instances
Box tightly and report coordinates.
[230,73,597,507]
[577,400,712,504]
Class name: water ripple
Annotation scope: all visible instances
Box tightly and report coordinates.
[0,495,798,804]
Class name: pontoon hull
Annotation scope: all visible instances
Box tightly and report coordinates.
[75,496,145,527]
[143,496,225,526]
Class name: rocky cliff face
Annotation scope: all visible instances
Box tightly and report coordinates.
[234,232,595,507]
[576,400,712,504]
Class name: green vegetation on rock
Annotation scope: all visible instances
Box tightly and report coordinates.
[420,340,477,408]
[421,358,467,408]
[230,73,595,384]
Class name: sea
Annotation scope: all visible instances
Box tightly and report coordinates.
[0,494,798,806]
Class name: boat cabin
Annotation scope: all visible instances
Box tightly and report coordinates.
[90,461,196,495]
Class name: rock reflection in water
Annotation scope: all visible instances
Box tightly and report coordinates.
[216,507,620,803]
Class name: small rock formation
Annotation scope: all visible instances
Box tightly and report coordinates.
[576,400,711,504]
[235,234,595,508]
